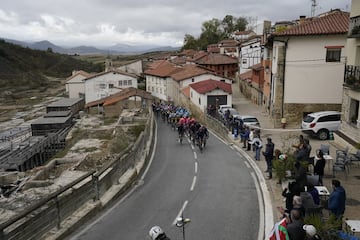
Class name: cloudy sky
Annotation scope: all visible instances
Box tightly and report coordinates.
[0,0,351,48]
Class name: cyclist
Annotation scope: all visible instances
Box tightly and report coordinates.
[177,117,186,143]
[149,226,171,240]
[197,125,209,149]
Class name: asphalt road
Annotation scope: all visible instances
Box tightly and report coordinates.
[69,118,261,240]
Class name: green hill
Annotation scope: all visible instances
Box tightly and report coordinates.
[0,39,103,90]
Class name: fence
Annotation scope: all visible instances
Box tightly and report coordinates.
[0,110,155,240]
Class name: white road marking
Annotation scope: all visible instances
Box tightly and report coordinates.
[244,161,250,168]
[173,200,188,225]
[190,176,196,191]
[193,152,197,159]
[251,172,265,240]
[194,162,198,174]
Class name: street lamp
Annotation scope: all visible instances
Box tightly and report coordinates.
[176,214,191,240]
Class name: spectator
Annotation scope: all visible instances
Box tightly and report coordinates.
[314,150,326,185]
[249,135,262,161]
[286,209,306,240]
[263,138,275,179]
[328,179,346,220]
[307,183,320,206]
[294,161,307,191]
[292,134,304,151]
[247,129,254,151]
[241,127,250,149]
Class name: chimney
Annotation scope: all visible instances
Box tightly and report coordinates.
[299,15,306,25]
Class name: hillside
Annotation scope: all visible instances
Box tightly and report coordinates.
[0,39,103,91]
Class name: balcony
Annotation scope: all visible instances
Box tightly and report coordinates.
[344,65,360,91]
[348,15,360,38]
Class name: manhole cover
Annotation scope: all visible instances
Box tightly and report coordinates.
[347,198,360,206]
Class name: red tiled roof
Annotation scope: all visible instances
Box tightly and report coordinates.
[273,11,349,36]
[189,79,232,94]
[239,70,252,81]
[84,69,138,81]
[144,61,182,77]
[66,70,92,81]
[218,39,240,47]
[85,87,153,107]
[252,63,263,71]
[171,65,213,82]
[234,30,255,36]
[195,53,238,65]
[182,86,191,98]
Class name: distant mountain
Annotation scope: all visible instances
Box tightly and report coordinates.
[1,38,180,55]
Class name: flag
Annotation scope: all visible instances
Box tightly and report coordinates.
[268,218,290,240]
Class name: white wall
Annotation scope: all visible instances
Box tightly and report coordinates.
[145,75,169,102]
[117,60,143,75]
[84,72,138,103]
[277,35,346,104]
[239,42,262,74]
[66,74,87,98]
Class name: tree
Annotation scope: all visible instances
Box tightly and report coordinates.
[181,15,249,50]
[182,34,198,50]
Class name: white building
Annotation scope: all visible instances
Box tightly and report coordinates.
[84,70,138,104]
[268,10,349,124]
[189,79,232,112]
[340,0,360,145]
[65,70,92,98]
[239,37,263,74]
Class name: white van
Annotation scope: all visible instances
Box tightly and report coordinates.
[301,111,341,140]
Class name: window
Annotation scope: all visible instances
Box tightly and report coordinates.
[99,83,106,89]
[192,78,195,82]
[123,80,127,86]
[127,80,132,85]
[242,59,247,64]
[109,84,114,88]
[118,80,123,86]
[326,48,341,62]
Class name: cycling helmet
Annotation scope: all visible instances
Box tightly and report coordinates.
[149,226,164,240]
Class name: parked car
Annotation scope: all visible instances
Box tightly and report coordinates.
[234,115,261,129]
[301,111,341,140]
[221,108,238,120]
[218,104,232,115]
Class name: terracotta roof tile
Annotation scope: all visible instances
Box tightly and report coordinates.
[195,53,238,65]
[85,87,153,107]
[84,69,138,81]
[189,79,232,94]
[182,86,191,98]
[274,11,349,36]
[171,65,213,81]
[144,61,182,77]
[239,70,252,80]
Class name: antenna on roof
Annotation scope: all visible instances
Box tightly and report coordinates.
[311,0,317,17]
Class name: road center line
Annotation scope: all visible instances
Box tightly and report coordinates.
[193,152,197,159]
[190,176,196,191]
[194,162,198,174]
[173,200,188,225]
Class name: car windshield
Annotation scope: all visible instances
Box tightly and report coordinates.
[303,116,315,123]
[243,118,258,123]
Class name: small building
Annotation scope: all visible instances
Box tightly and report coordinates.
[31,116,73,136]
[189,79,232,111]
[46,98,85,116]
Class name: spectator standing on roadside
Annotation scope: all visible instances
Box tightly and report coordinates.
[286,209,306,240]
[314,150,326,185]
[247,128,254,151]
[328,179,346,220]
[249,135,262,161]
[241,127,250,149]
[294,161,307,191]
[263,137,275,179]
